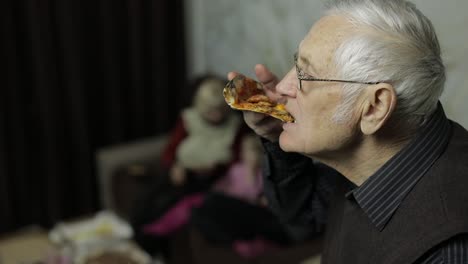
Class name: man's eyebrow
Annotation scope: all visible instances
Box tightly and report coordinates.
[297,51,318,75]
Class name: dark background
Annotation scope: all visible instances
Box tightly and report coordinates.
[1,0,189,234]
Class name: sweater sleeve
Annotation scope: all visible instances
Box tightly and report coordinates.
[261,139,340,236]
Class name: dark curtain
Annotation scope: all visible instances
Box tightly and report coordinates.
[1,0,187,234]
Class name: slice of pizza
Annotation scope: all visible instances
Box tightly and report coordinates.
[223,75,294,123]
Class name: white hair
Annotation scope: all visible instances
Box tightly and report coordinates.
[326,0,445,128]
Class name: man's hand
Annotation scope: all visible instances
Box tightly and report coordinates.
[228,64,283,142]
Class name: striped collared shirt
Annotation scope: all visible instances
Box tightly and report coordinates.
[348,104,468,263]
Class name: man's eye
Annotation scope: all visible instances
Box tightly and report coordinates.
[298,68,305,77]
[299,68,309,78]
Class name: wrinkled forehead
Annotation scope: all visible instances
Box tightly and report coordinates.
[298,15,354,75]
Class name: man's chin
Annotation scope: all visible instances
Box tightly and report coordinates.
[279,134,296,152]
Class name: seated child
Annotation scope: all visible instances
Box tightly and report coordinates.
[142,134,264,237]
[131,75,247,257]
[190,134,293,259]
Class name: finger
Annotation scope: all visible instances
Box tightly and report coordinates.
[260,119,283,133]
[255,64,279,89]
[243,111,269,125]
[227,71,240,81]
[243,111,283,132]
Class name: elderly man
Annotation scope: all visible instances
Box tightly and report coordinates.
[229,0,468,263]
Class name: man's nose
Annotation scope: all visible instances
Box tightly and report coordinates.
[276,68,298,98]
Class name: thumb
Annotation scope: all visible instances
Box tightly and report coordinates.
[255,64,281,101]
[255,64,279,89]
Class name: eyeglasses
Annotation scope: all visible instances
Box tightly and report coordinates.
[294,53,382,91]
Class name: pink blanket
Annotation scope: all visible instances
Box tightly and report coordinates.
[143,193,205,236]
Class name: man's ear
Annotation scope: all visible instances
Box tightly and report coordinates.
[360,83,396,135]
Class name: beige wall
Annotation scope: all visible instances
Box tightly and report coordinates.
[185,0,468,128]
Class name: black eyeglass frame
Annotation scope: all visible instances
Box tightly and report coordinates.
[294,53,383,91]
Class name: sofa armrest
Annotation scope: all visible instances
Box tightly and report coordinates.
[95,134,168,212]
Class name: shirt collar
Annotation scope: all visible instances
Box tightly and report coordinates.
[349,103,452,231]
